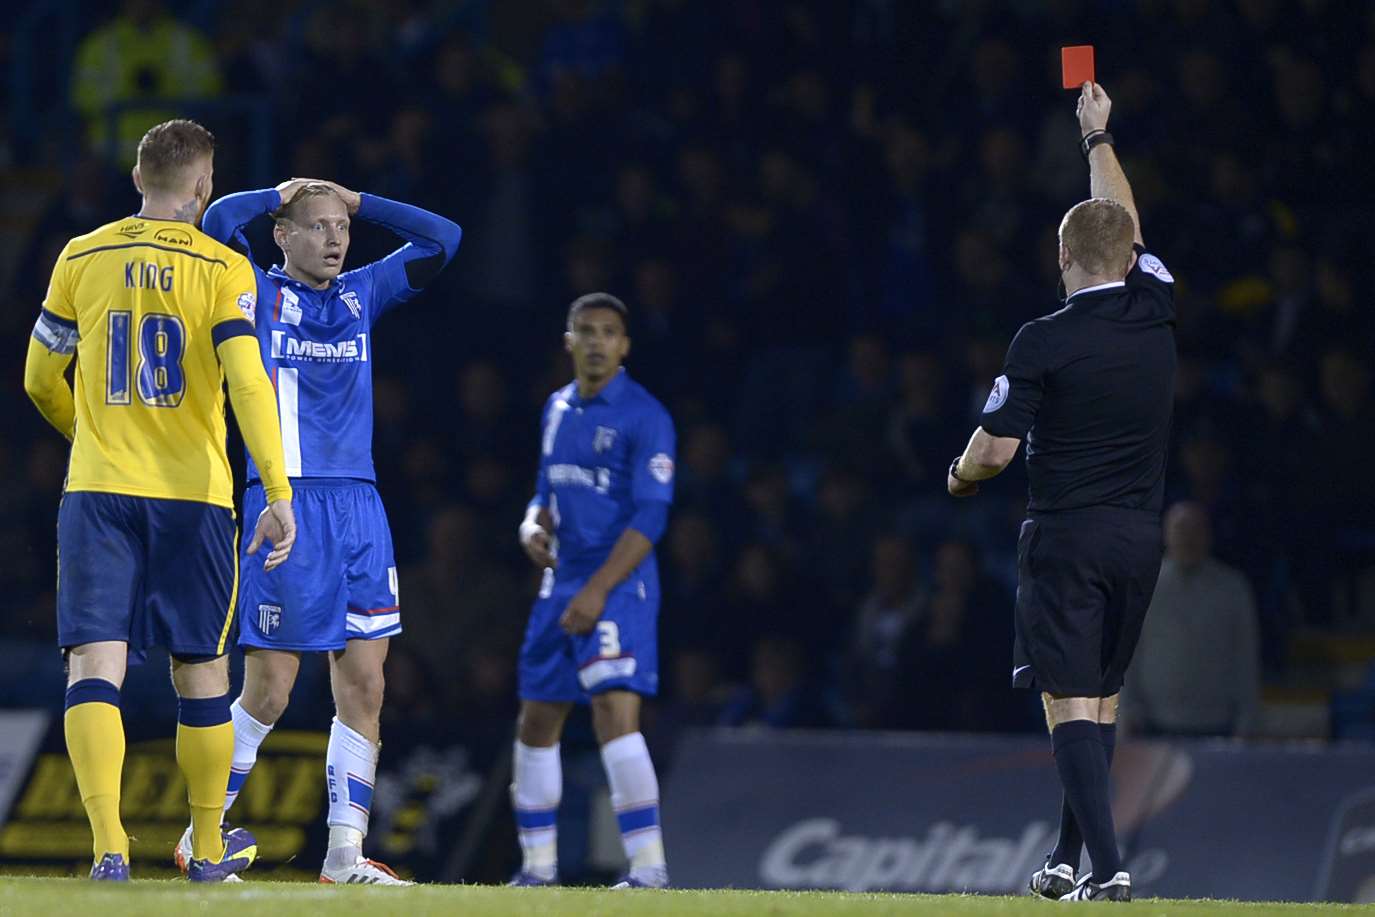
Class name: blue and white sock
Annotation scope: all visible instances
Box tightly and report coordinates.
[325,716,377,868]
[600,732,667,884]
[224,699,274,815]
[511,741,561,880]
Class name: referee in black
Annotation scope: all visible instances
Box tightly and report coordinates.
[946,81,1175,903]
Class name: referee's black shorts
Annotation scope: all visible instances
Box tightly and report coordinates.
[1011,507,1163,698]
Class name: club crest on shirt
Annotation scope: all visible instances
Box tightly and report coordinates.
[649,453,674,485]
[593,425,618,453]
[341,290,363,320]
[984,375,1009,413]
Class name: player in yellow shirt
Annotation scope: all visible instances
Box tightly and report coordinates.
[23,119,297,883]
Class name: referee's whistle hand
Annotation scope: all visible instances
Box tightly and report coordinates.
[947,473,979,498]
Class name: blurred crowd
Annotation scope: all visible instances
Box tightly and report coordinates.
[2,0,1374,739]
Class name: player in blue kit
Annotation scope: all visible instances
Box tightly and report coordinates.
[510,293,676,889]
[172,179,460,884]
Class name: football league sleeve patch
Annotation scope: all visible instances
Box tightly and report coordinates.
[978,322,1046,441]
[1136,253,1173,283]
[630,406,677,505]
[1126,243,1176,318]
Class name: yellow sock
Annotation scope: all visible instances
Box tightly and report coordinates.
[176,720,233,862]
[63,698,128,862]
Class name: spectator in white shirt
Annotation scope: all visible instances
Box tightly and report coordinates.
[1123,502,1262,737]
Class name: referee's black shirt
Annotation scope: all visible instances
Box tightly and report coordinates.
[979,244,1176,515]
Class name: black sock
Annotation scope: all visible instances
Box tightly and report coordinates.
[1051,720,1121,883]
[1049,722,1117,871]
[1049,794,1084,871]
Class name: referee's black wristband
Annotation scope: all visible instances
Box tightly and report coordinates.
[949,456,970,482]
[1081,129,1114,159]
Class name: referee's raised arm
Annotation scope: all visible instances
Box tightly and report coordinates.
[1078,82,1143,247]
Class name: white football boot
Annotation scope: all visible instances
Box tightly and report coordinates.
[319,854,414,886]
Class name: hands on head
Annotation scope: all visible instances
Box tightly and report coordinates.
[274,178,361,215]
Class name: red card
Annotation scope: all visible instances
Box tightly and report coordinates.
[1061,45,1095,90]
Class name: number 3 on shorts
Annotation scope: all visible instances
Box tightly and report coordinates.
[596,620,621,657]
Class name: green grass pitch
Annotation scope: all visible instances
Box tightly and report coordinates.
[0,879,1368,916]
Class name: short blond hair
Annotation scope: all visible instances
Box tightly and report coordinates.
[1060,198,1135,276]
[272,183,343,224]
[136,119,215,192]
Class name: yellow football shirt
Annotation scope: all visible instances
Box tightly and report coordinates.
[41,217,259,508]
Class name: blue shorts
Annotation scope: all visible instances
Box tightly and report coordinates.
[518,568,660,702]
[57,491,238,661]
[238,479,399,652]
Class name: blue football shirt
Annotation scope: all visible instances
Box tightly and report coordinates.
[201,189,460,482]
[532,369,676,581]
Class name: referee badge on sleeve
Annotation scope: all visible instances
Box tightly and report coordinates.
[1138,254,1174,283]
[983,375,1009,413]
